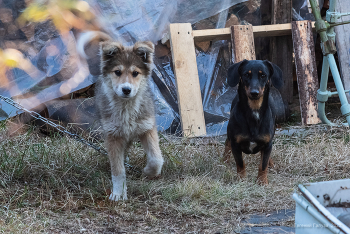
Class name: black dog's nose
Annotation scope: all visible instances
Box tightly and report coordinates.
[250,90,259,98]
[122,87,131,95]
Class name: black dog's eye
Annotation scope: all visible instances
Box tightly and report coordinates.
[132,71,139,77]
[114,70,122,76]
[260,74,266,78]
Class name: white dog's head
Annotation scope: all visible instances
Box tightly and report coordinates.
[100,41,154,99]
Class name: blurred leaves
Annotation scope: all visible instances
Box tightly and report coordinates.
[19,0,96,34]
[0,49,41,88]
[0,49,18,88]
[0,0,96,88]
[20,4,50,23]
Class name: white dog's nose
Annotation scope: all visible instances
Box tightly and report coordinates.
[117,83,135,98]
[122,87,131,95]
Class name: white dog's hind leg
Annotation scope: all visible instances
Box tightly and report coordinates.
[140,127,164,178]
[106,135,127,201]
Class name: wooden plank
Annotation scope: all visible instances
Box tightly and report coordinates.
[271,0,294,104]
[193,24,295,42]
[162,23,316,44]
[254,24,293,37]
[334,0,350,102]
[231,25,256,62]
[169,23,206,137]
[254,22,314,37]
[292,20,321,125]
[193,28,231,42]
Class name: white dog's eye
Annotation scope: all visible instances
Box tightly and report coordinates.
[132,71,139,77]
[114,70,122,76]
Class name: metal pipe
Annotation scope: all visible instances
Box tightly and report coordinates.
[309,0,322,22]
[328,90,350,97]
[318,57,333,125]
[319,56,329,92]
[326,20,336,42]
[327,54,350,125]
[330,20,350,27]
[328,0,336,13]
[310,0,329,42]
[318,102,333,125]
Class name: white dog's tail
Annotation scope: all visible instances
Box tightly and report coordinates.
[76,31,112,59]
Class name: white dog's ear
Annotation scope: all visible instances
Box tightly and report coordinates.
[100,41,123,62]
[100,41,123,75]
[133,41,154,64]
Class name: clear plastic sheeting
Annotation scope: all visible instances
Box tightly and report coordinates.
[293,0,324,21]
[0,32,94,120]
[86,0,247,44]
[197,9,233,135]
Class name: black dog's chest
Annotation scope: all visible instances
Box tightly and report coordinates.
[238,136,269,154]
[229,110,274,154]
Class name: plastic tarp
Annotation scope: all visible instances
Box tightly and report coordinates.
[86,0,248,44]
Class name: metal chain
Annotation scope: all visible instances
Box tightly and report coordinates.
[0,94,140,173]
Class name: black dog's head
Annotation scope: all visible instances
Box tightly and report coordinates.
[227,60,283,100]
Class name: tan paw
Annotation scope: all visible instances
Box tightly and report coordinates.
[257,175,268,185]
[237,170,247,180]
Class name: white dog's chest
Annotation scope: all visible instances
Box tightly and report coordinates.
[98,83,155,139]
[102,113,154,140]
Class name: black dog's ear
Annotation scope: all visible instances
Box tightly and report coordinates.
[227,59,247,87]
[263,60,283,89]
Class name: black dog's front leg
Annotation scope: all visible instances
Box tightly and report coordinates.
[257,144,272,185]
[230,141,246,179]
[223,139,232,163]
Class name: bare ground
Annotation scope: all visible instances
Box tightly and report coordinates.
[0,120,350,233]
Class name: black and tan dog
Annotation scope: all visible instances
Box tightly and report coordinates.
[223,59,283,185]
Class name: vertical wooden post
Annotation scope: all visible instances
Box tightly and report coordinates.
[231,25,256,62]
[292,20,321,125]
[169,23,206,137]
[271,0,294,104]
[334,0,350,102]
[255,0,272,61]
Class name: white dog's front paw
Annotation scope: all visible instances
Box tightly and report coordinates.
[109,192,127,201]
[143,157,164,178]
[110,174,127,201]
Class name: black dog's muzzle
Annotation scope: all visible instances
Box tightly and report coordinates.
[250,89,260,99]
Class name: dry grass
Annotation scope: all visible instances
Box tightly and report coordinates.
[0,120,350,233]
